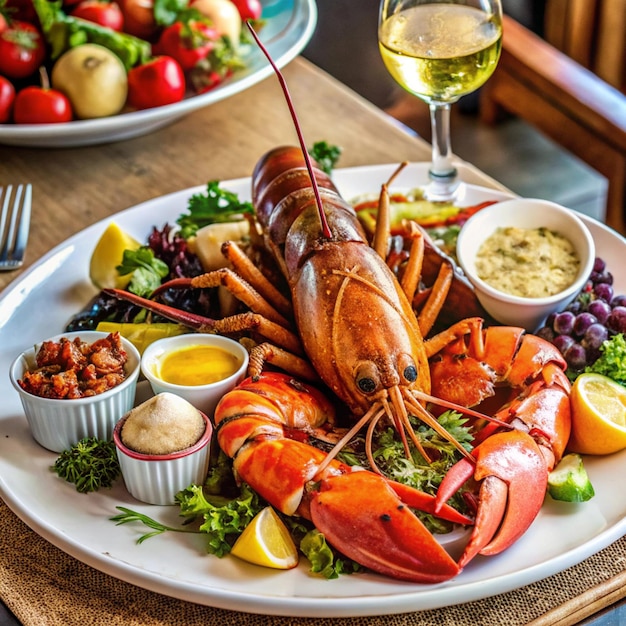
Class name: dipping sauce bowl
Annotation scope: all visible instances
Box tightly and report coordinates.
[456,198,595,331]
[140,333,249,416]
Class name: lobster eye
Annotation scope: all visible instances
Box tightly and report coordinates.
[398,354,418,384]
[403,365,417,382]
[358,377,377,393]
[354,362,381,395]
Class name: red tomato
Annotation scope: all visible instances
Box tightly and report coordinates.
[13,85,73,124]
[0,13,8,33]
[230,0,261,21]
[155,21,220,73]
[0,76,16,123]
[127,56,186,110]
[0,21,46,80]
[120,0,158,40]
[71,1,124,31]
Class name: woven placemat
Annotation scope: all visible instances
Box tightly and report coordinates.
[1,499,625,626]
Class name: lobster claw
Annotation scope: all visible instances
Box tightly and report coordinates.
[309,471,463,583]
[435,430,548,568]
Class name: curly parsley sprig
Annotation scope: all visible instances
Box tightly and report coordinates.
[52,437,120,493]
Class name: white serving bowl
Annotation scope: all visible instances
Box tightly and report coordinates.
[9,331,141,453]
[456,198,595,331]
[141,333,249,417]
[113,408,212,505]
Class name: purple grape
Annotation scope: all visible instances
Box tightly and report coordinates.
[611,294,626,308]
[573,312,597,337]
[592,270,614,286]
[594,282,614,302]
[587,299,611,325]
[582,323,609,351]
[593,257,606,273]
[553,311,576,335]
[565,300,583,315]
[564,343,587,371]
[553,334,576,355]
[607,306,626,334]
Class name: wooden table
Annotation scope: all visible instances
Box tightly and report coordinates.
[1,57,624,626]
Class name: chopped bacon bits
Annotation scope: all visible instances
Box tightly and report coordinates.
[18,332,128,399]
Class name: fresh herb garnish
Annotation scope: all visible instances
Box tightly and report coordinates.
[300,529,362,579]
[309,141,342,175]
[585,333,626,385]
[116,247,170,297]
[111,507,201,543]
[177,483,264,557]
[52,437,120,493]
[177,181,254,239]
[111,481,264,557]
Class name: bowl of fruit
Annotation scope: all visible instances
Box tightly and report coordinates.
[0,0,317,147]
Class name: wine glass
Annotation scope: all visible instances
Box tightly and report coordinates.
[378,0,503,201]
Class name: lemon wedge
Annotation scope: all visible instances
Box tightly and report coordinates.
[568,373,626,455]
[89,222,141,289]
[230,506,299,570]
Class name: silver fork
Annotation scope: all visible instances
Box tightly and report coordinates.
[0,184,32,271]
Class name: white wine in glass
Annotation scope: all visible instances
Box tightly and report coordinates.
[379,0,502,201]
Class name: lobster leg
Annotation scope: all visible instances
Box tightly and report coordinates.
[104,288,304,355]
[435,430,548,568]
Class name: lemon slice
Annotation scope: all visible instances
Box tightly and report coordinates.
[568,373,626,455]
[548,453,595,502]
[230,506,299,570]
[89,222,141,289]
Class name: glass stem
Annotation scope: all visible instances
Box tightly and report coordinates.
[429,101,458,187]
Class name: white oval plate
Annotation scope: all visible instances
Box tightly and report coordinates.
[1,162,625,617]
[0,0,316,148]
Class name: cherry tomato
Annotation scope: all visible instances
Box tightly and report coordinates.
[127,56,185,110]
[13,85,73,124]
[71,1,124,31]
[0,21,46,80]
[0,76,16,123]
[0,13,8,33]
[230,0,261,21]
[155,21,220,73]
[120,0,158,40]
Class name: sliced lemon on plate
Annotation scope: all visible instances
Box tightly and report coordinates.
[230,506,299,570]
[89,222,141,289]
[568,373,626,455]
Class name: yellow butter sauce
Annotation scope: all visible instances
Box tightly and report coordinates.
[157,345,242,386]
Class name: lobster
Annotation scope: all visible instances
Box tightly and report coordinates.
[103,30,572,582]
[105,145,571,582]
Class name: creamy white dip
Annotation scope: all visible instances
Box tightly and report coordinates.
[475,226,580,298]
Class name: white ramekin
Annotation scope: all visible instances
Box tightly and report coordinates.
[9,331,141,453]
[113,409,212,505]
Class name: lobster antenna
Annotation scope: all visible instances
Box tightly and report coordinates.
[246,22,333,240]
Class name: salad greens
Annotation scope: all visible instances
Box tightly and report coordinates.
[176,181,255,239]
[116,247,170,297]
[585,333,626,385]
